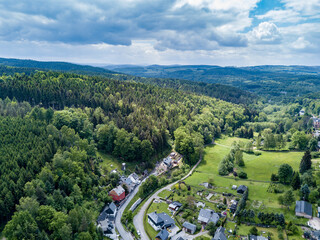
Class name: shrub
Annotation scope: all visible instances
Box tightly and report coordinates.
[239,171,248,179]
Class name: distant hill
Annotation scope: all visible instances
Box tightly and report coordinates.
[0,57,114,75]
[0,57,255,105]
[105,65,320,99]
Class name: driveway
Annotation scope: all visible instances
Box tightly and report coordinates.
[133,155,203,240]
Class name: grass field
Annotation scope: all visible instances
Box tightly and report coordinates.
[184,136,309,228]
[97,151,137,174]
[144,200,177,239]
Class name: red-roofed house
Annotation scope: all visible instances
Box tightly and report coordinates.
[109,185,125,202]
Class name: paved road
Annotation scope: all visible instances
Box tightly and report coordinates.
[115,177,149,240]
[133,155,203,240]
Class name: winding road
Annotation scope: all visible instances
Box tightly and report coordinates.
[133,155,204,240]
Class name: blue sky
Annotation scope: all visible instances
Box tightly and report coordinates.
[0,0,319,66]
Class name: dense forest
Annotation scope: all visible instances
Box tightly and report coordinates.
[108,65,320,100]
[0,67,251,239]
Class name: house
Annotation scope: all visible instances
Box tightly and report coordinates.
[158,212,175,228]
[295,200,312,218]
[300,110,305,116]
[237,185,248,194]
[97,219,115,237]
[212,226,227,240]
[155,229,169,240]
[229,200,238,213]
[249,235,268,240]
[169,201,182,211]
[98,202,117,221]
[148,211,164,231]
[183,221,196,234]
[163,156,173,168]
[176,237,185,240]
[197,202,205,208]
[200,182,213,189]
[198,209,220,225]
[147,211,175,231]
[109,185,125,202]
[312,117,320,129]
[232,185,237,190]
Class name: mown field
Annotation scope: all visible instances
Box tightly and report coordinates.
[184,136,308,229]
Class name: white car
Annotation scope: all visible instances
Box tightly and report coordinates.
[137,230,141,236]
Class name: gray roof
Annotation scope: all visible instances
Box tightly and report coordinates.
[176,237,185,240]
[183,221,196,232]
[163,157,173,166]
[111,185,125,196]
[158,212,175,227]
[237,185,247,193]
[249,235,268,240]
[198,209,219,224]
[129,172,139,181]
[312,231,320,240]
[172,201,182,207]
[295,201,312,216]
[156,229,169,240]
[105,202,117,214]
[148,211,163,225]
[212,227,227,240]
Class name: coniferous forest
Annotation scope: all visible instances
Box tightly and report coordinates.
[0,66,250,240]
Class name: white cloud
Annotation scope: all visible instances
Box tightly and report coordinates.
[248,22,282,44]
[291,37,311,49]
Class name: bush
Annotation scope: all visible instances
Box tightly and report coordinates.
[239,172,248,179]
[254,151,261,156]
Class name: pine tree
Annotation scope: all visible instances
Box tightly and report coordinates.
[291,172,301,190]
[299,150,312,174]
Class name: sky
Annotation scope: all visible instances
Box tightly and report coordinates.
[0,0,319,66]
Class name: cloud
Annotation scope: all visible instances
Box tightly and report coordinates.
[0,0,258,50]
[248,22,282,44]
[291,37,311,49]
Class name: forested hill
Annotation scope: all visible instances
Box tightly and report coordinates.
[0,57,114,75]
[0,58,255,105]
[106,65,320,99]
[0,69,254,239]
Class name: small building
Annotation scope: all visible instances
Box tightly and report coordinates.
[176,237,185,240]
[295,200,312,219]
[147,211,175,231]
[249,235,268,240]
[198,209,220,225]
[200,182,213,189]
[130,198,142,212]
[97,219,115,237]
[299,110,305,116]
[109,185,125,202]
[237,185,248,194]
[232,185,237,190]
[197,202,205,208]
[155,229,169,240]
[158,212,175,228]
[163,156,173,168]
[229,200,238,213]
[183,221,196,234]
[148,211,164,231]
[169,201,182,211]
[212,226,227,240]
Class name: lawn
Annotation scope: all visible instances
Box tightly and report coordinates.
[184,136,308,226]
[97,151,137,174]
[144,200,177,239]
